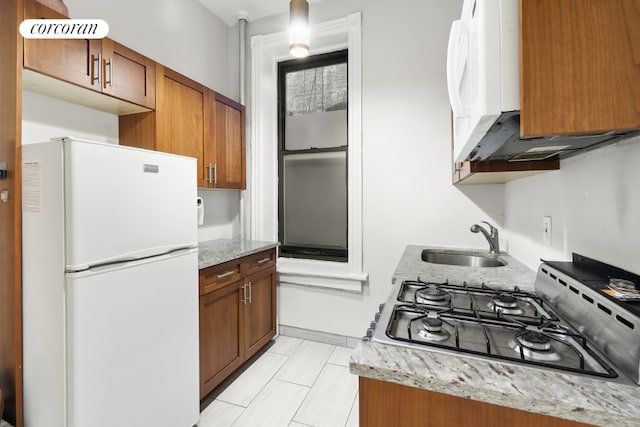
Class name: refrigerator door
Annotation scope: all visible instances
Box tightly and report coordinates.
[62,138,197,271]
[66,249,199,427]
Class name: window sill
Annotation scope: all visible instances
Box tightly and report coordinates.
[277,257,367,292]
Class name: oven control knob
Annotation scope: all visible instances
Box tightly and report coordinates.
[374,312,381,322]
[370,321,378,330]
[378,303,386,312]
[366,328,375,338]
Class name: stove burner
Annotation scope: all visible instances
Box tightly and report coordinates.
[510,331,561,362]
[517,331,551,351]
[493,294,518,308]
[489,294,524,315]
[417,317,450,342]
[416,287,448,306]
[422,317,443,332]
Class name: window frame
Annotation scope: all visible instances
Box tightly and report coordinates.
[277,50,349,263]
[249,13,367,292]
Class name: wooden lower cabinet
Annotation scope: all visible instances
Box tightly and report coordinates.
[199,281,245,398]
[198,249,276,399]
[359,377,595,427]
[244,267,277,359]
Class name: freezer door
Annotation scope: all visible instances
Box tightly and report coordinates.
[63,138,197,271]
[66,250,199,427]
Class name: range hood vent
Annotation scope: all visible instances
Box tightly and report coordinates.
[469,112,640,163]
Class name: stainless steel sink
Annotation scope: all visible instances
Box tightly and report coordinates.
[421,249,506,267]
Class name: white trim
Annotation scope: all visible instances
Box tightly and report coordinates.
[277,257,367,293]
[250,13,366,292]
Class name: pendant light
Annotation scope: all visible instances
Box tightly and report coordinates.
[289,0,310,58]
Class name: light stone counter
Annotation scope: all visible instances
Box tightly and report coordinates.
[198,239,278,270]
[350,245,640,427]
[392,245,537,290]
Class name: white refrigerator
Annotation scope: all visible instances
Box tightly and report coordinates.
[22,137,200,427]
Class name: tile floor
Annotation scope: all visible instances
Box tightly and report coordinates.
[199,336,359,427]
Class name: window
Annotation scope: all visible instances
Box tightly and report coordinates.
[250,13,365,291]
[277,50,348,262]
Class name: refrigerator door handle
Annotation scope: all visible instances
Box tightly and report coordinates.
[68,245,198,273]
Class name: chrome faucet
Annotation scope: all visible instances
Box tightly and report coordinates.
[470,221,500,254]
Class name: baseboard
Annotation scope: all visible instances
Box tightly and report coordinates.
[278,325,360,348]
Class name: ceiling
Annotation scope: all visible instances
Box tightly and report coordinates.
[196,0,326,26]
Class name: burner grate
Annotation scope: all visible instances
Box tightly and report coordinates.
[385,303,617,379]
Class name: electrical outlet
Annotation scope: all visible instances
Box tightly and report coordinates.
[543,216,552,245]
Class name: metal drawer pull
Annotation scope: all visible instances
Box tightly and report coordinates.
[248,282,252,303]
[91,53,102,85]
[241,284,246,305]
[217,270,235,279]
[105,57,113,87]
[257,257,271,264]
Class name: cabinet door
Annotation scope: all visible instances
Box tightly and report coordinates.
[244,267,276,359]
[156,66,209,187]
[100,38,155,109]
[213,93,246,189]
[23,0,100,90]
[521,0,640,137]
[199,282,245,399]
[359,377,593,427]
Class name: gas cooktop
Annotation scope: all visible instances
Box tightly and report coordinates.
[366,254,640,384]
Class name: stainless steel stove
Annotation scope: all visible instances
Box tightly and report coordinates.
[366,253,640,384]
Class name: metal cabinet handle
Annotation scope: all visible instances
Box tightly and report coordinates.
[247,282,252,303]
[217,270,235,279]
[104,57,113,88]
[257,257,271,264]
[91,53,102,85]
[241,284,247,305]
[213,163,217,185]
[208,163,213,184]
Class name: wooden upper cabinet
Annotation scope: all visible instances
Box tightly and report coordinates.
[100,39,155,110]
[120,65,210,187]
[23,0,100,90]
[22,0,155,112]
[120,65,246,189]
[520,0,640,137]
[212,93,246,189]
[155,66,209,187]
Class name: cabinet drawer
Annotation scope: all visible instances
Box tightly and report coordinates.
[199,259,241,296]
[241,249,276,276]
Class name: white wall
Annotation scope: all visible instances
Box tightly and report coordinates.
[248,0,506,338]
[23,0,242,241]
[22,91,118,144]
[504,136,640,274]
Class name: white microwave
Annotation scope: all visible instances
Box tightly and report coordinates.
[447,0,638,163]
[447,0,519,163]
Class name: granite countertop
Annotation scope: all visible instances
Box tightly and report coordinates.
[198,239,278,270]
[350,245,640,427]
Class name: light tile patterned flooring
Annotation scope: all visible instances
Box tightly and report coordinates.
[199,336,359,427]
